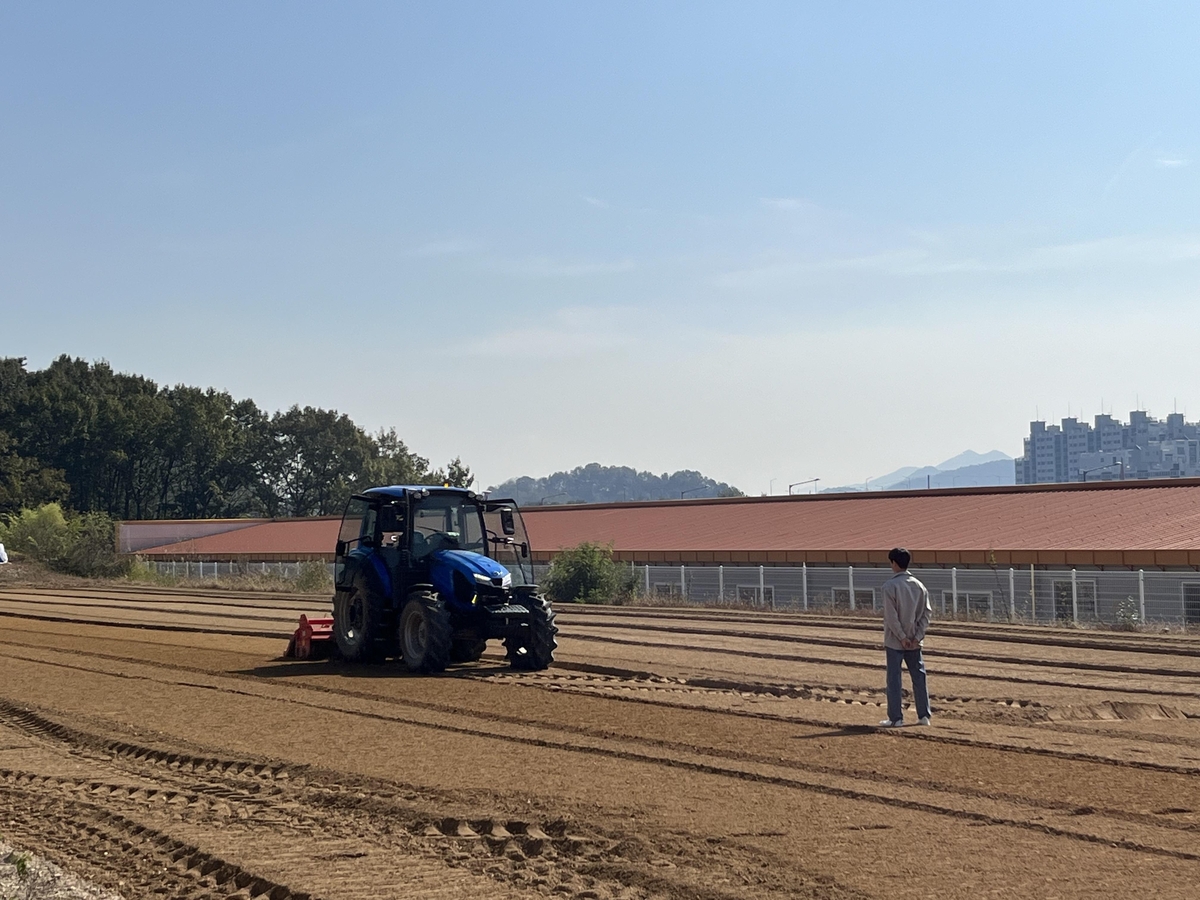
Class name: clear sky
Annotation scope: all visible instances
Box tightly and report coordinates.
[3,2,1199,494]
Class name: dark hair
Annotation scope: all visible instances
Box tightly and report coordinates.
[888,547,911,569]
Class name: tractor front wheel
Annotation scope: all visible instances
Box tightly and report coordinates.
[399,591,453,673]
[333,587,387,663]
[505,594,558,670]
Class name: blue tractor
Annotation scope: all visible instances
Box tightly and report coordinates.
[330,486,557,672]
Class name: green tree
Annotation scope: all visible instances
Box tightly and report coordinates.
[430,456,474,488]
[257,405,375,516]
[365,428,434,486]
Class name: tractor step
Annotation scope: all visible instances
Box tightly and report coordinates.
[285,614,335,660]
[483,604,532,617]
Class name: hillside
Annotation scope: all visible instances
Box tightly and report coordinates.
[488,463,744,506]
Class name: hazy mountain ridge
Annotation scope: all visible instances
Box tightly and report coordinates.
[822,450,1014,493]
[488,463,744,506]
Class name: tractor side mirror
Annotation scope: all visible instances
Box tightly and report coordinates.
[500,509,516,535]
[520,542,529,558]
[335,540,347,556]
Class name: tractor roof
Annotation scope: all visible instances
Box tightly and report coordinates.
[360,485,476,501]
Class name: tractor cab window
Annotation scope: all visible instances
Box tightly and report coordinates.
[339,497,370,545]
[410,494,486,560]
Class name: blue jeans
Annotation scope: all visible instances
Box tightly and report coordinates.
[886,647,930,723]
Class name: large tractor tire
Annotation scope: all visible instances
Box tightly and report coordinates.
[505,594,558,671]
[399,591,453,673]
[333,587,388,663]
[450,638,488,663]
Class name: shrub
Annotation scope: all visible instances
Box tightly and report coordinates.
[1115,595,1143,631]
[0,504,129,577]
[544,541,632,604]
[295,560,333,593]
[62,512,130,577]
[0,503,72,565]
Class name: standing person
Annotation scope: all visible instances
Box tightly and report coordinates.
[878,547,932,727]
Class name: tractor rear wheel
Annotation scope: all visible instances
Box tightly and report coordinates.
[399,591,453,673]
[333,587,387,663]
[505,594,558,670]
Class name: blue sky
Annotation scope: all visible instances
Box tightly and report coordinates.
[3,2,1199,492]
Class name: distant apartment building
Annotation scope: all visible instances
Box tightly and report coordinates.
[1015,411,1200,484]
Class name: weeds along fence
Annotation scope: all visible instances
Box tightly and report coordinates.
[145,560,335,580]
[618,564,1200,627]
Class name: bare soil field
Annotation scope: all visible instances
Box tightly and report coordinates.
[0,586,1197,899]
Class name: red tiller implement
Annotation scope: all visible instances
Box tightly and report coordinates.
[284,614,335,660]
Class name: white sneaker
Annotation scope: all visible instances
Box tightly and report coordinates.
[917,716,931,726]
[878,718,903,727]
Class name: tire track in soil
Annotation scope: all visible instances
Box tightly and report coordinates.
[561,631,1200,700]
[4,635,1196,779]
[558,608,1200,657]
[0,785,304,900]
[5,624,1200,779]
[0,699,868,900]
[2,649,1198,865]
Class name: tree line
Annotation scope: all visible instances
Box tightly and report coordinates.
[0,356,471,520]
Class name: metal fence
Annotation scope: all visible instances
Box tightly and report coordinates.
[625,564,1200,626]
[144,559,1200,626]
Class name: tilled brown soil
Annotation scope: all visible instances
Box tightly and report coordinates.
[0,588,1197,899]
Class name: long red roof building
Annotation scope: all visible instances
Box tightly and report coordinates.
[124,479,1200,570]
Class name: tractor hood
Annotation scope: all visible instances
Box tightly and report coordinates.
[429,549,511,602]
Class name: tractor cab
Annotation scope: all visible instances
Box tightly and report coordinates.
[322,485,556,673]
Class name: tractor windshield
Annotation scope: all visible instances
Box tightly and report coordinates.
[483,500,534,586]
[410,494,486,560]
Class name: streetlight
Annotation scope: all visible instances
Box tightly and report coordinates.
[1079,461,1124,482]
[788,478,819,495]
[680,487,707,499]
[539,491,568,505]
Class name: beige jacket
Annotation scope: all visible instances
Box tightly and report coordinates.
[881,571,932,651]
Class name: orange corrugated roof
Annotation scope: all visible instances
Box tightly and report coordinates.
[520,480,1200,555]
[139,518,340,558]
[134,481,1200,567]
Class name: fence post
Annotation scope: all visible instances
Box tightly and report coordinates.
[1138,569,1146,622]
[848,565,855,611]
[802,562,808,611]
[1071,568,1078,625]
[680,565,686,600]
[644,564,650,596]
[987,586,994,622]
[951,567,958,618]
[1030,564,1036,622]
[1008,567,1015,620]
[718,565,724,601]
[758,565,765,607]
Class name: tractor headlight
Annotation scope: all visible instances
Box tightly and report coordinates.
[473,573,492,585]
[501,572,512,588]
